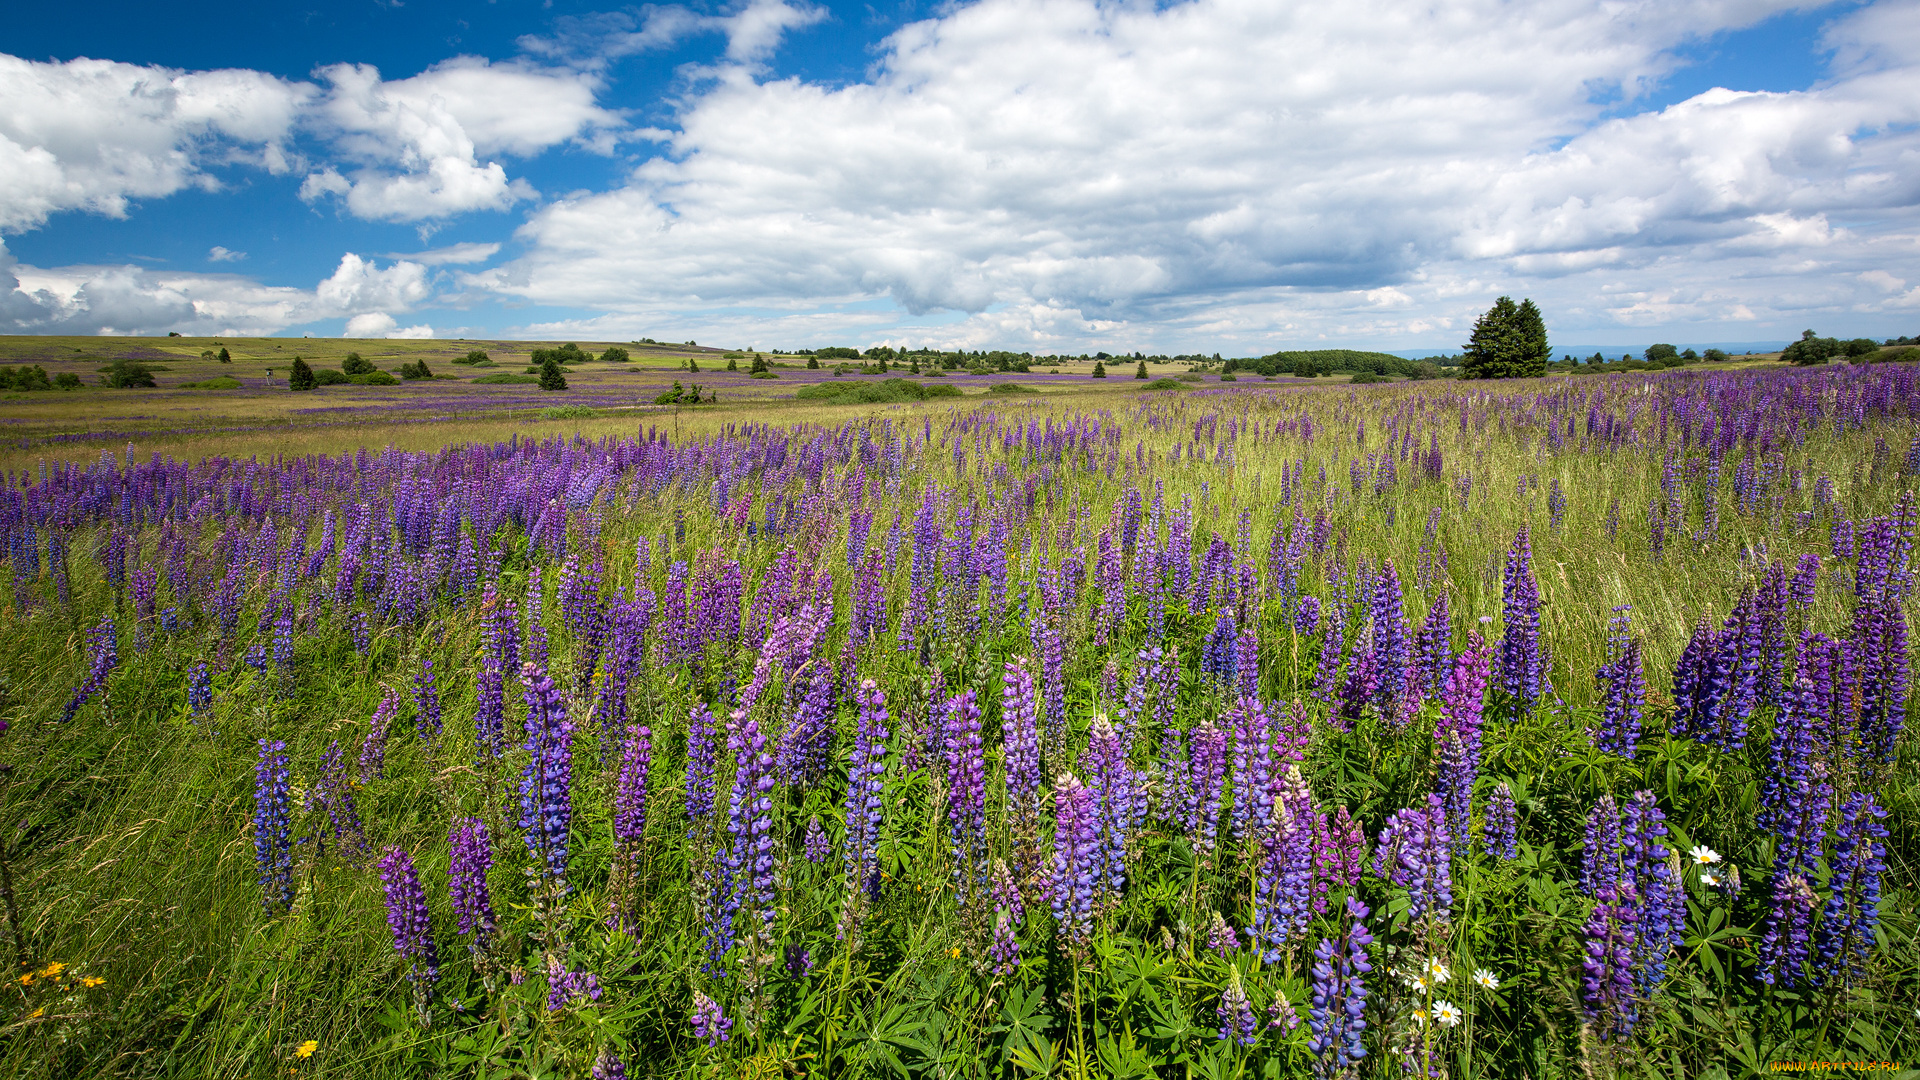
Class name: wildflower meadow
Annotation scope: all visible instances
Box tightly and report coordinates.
[0,363,1916,1078]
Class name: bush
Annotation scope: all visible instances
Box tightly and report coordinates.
[288,357,316,390]
[600,347,630,363]
[1177,371,1205,383]
[179,377,243,390]
[1218,373,1237,382]
[99,360,157,388]
[0,365,53,391]
[348,371,398,386]
[531,343,590,366]
[342,352,375,375]
[539,405,598,420]
[539,357,569,391]
[807,357,820,370]
[524,365,576,375]
[1140,377,1186,391]
[654,381,714,405]
[53,372,82,390]
[1703,348,1729,362]
[1091,361,1107,378]
[313,369,349,385]
[988,382,1036,394]
[217,347,232,364]
[472,373,541,385]
[398,360,434,380]
[793,378,962,405]
[750,372,779,380]
[1350,372,1385,384]
[455,350,490,365]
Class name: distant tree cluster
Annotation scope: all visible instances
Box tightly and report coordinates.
[0,365,55,391]
[1227,350,1445,380]
[1782,330,1884,366]
[531,343,591,366]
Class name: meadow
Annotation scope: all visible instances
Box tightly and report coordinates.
[0,352,1913,1079]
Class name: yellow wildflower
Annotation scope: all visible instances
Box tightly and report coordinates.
[28,1007,44,1019]
[81,976,105,989]
[39,962,65,978]
[294,1040,318,1059]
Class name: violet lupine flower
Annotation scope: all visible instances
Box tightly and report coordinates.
[1483,782,1518,860]
[377,846,439,990]
[519,661,575,889]
[448,818,496,951]
[941,689,990,907]
[1202,611,1238,688]
[311,740,366,859]
[1083,713,1139,906]
[1373,795,1451,926]
[61,614,117,723]
[690,991,732,1046]
[1184,717,1229,860]
[186,661,212,717]
[1252,776,1315,961]
[1593,607,1646,756]
[1369,560,1411,711]
[777,663,836,788]
[1002,660,1043,878]
[1217,967,1259,1047]
[1579,795,1625,896]
[1622,792,1683,1002]
[1234,625,1260,700]
[614,723,652,851]
[546,955,604,1010]
[1306,896,1373,1073]
[1434,634,1490,829]
[1312,606,1347,713]
[359,689,400,784]
[412,657,441,741]
[254,738,294,912]
[1757,678,1818,839]
[843,679,890,908]
[1812,792,1888,988]
[592,1050,627,1079]
[783,944,813,977]
[1207,911,1239,957]
[1580,876,1639,1041]
[1415,591,1452,696]
[1294,595,1322,637]
[1497,526,1547,711]
[803,814,831,864]
[1050,772,1099,955]
[685,704,719,832]
[1311,805,1365,914]
[1228,697,1274,848]
[985,860,1023,975]
[1336,621,1379,726]
[724,709,777,935]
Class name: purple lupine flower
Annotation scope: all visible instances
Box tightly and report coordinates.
[592,1049,628,1079]
[614,723,652,850]
[1311,606,1346,713]
[1497,526,1546,711]
[1207,910,1239,957]
[1184,716,1229,860]
[1216,967,1258,1047]
[1002,659,1043,881]
[1369,560,1411,711]
[776,662,836,788]
[254,738,293,912]
[1483,782,1518,860]
[1580,876,1639,1041]
[1234,624,1260,700]
[546,954,603,1010]
[1082,713,1139,905]
[1593,607,1646,756]
[1306,896,1373,1072]
[1311,804,1365,914]
[1202,611,1237,688]
[186,660,212,717]
[1414,590,1451,698]
[448,818,496,951]
[783,944,813,978]
[518,661,575,889]
[1623,791,1682,1002]
[986,860,1024,975]
[377,846,439,990]
[940,688,990,907]
[61,614,118,723]
[1580,794,1625,896]
[803,814,831,864]
[412,657,441,741]
[359,689,400,783]
[1336,620,1379,726]
[1812,792,1888,988]
[843,679,890,910]
[1373,794,1451,925]
[1434,634,1490,829]
[1251,770,1315,961]
[1036,613,1067,754]
[1050,772,1098,954]
[686,703,719,831]
[1294,594,1322,637]
[724,709,777,935]
[690,991,732,1046]
[311,740,366,860]
[1228,697,1274,848]
[1757,677,1819,839]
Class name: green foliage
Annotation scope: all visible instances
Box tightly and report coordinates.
[749,354,769,375]
[538,405,597,419]
[1229,349,1428,379]
[341,352,375,375]
[1349,371,1384,384]
[814,346,861,360]
[750,371,779,380]
[1783,330,1843,366]
[287,357,316,390]
[531,343,590,367]
[1645,343,1679,364]
[397,360,434,381]
[793,378,962,405]
[1140,377,1187,391]
[53,372,82,390]
[349,371,398,386]
[313,369,350,385]
[98,359,157,388]
[472,373,541,385]
[538,357,569,391]
[806,356,820,370]
[1462,295,1550,378]
[217,347,231,364]
[1703,348,1729,362]
[988,382,1036,394]
[1845,338,1881,359]
[727,356,739,372]
[454,350,491,365]
[0,365,53,391]
[1135,360,1149,379]
[600,347,630,363]
[178,376,243,390]
[653,381,713,404]
[1091,361,1107,377]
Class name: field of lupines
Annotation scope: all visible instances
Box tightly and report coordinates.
[1,363,1917,1079]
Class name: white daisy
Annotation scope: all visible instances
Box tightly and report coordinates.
[1690,845,1722,866]
[1472,969,1499,991]
[1427,958,1451,984]
[1433,1001,1463,1027]
[1700,869,1722,888]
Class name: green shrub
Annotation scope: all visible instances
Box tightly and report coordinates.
[600,347,630,363]
[1218,373,1237,382]
[288,357,316,390]
[398,360,434,380]
[988,382,1036,394]
[180,376,243,390]
[794,378,961,405]
[350,371,398,386]
[341,352,375,375]
[1176,371,1204,382]
[99,360,157,388]
[1141,378,1186,391]
[1350,372,1385,384]
[455,350,490,365]
[0,365,53,391]
[525,365,575,375]
[530,343,590,366]
[539,405,598,419]
[539,357,568,391]
[53,372,82,390]
[750,372,779,380]
[473,373,541,385]
[313,369,350,385]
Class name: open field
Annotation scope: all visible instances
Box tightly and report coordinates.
[0,358,1915,1078]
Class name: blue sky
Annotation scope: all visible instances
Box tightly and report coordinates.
[2,0,1917,353]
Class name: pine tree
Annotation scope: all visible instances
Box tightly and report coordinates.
[288,357,315,391]
[1135,359,1148,379]
[1463,296,1550,379]
[750,354,768,374]
[217,347,232,364]
[540,357,569,391]
[1092,361,1107,378]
